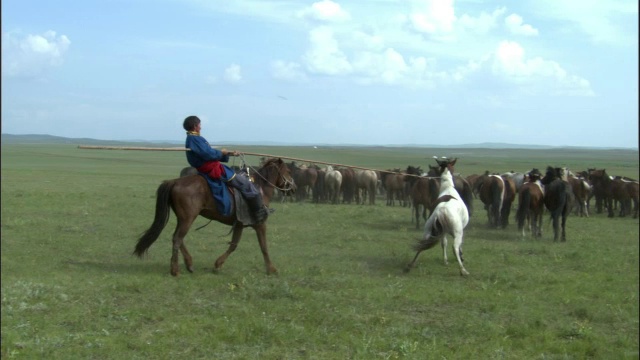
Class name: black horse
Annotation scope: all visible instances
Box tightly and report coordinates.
[541,166,574,242]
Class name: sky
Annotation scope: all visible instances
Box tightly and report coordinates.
[2,0,638,148]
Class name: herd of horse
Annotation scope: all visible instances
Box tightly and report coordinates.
[134,155,638,277]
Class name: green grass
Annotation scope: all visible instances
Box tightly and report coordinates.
[1,144,638,359]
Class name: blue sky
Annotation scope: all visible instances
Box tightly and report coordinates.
[2,0,638,148]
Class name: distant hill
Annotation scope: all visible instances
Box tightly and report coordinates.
[1,134,181,147]
[1,133,636,151]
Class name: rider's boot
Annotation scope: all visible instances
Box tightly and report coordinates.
[247,196,269,224]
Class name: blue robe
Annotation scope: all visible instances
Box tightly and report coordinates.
[185,134,234,216]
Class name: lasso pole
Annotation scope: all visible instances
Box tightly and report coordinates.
[77,145,425,177]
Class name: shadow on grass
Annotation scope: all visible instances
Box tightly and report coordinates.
[63,258,169,275]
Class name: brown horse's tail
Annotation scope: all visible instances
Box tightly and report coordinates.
[133,180,175,257]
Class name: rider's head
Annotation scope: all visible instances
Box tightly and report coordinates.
[183,115,201,131]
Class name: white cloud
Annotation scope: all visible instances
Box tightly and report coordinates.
[223,64,243,84]
[504,14,539,36]
[303,26,352,75]
[298,0,351,23]
[271,60,307,81]
[529,0,637,46]
[409,0,456,38]
[351,49,443,88]
[491,41,593,96]
[458,7,506,35]
[349,30,385,52]
[2,30,70,78]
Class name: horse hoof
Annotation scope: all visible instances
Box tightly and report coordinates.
[187,266,194,273]
[266,266,278,275]
[460,270,469,276]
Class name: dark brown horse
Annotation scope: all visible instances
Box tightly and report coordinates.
[515,169,545,238]
[409,176,440,229]
[338,167,357,204]
[134,158,295,276]
[587,169,614,217]
[465,173,482,198]
[541,166,573,242]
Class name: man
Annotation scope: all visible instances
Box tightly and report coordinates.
[183,115,268,224]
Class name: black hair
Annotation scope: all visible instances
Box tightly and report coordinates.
[183,115,201,131]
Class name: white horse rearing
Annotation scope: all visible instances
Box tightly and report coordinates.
[405,160,470,276]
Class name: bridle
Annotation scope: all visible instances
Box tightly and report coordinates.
[242,156,295,193]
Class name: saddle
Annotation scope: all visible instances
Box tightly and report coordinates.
[198,173,256,225]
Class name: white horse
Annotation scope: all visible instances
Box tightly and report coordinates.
[324,166,343,205]
[405,160,470,276]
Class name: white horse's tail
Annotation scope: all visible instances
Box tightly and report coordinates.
[414,215,445,251]
[413,233,440,252]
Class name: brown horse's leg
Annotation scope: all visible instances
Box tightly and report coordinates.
[213,222,244,273]
[170,217,196,276]
[253,223,277,274]
[180,243,194,273]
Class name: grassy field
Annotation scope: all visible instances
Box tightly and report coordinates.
[1,143,638,359]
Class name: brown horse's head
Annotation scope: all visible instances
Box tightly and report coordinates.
[431,156,458,176]
[258,158,296,196]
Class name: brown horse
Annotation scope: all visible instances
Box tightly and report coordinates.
[384,172,408,206]
[287,162,318,202]
[567,174,591,217]
[478,173,507,228]
[134,158,295,276]
[612,176,639,218]
[179,166,198,177]
[355,169,378,205]
[501,175,517,228]
[515,169,545,238]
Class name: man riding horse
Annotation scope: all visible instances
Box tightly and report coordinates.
[183,115,269,224]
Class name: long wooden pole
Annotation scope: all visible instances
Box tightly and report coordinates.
[77,145,426,176]
[77,145,189,151]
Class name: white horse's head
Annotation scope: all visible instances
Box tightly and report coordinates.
[440,167,455,189]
